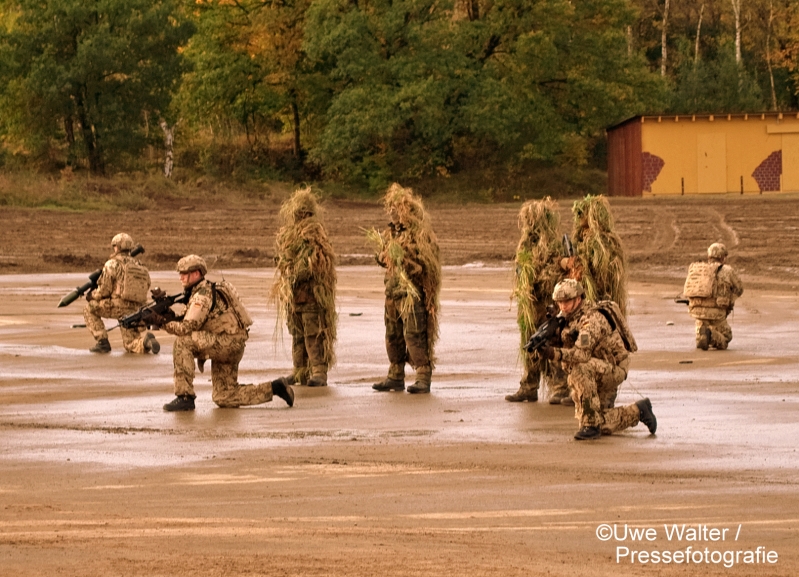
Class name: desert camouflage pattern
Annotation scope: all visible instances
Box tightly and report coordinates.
[556,301,641,432]
[688,263,743,349]
[164,279,271,407]
[83,253,150,352]
[83,298,149,353]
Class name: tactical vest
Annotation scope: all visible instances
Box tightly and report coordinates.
[117,257,150,304]
[683,262,722,299]
[203,280,254,334]
[593,300,638,353]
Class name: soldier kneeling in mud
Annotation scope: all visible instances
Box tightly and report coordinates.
[538,279,657,441]
[149,255,295,412]
[683,242,744,351]
[84,233,159,355]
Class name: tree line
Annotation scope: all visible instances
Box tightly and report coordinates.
[1,0,797,189]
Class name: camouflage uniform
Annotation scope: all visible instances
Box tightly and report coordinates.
[379,226,433,385]
[273,190,337,387]
[517,295,570,402]
[83,253,150,353]
[553,302,641,434]
[688,264,743,351]
[163,279,273,407]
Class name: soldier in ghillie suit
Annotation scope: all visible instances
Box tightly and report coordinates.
[507,198,570,404]
[368,183,441,394]
[83,233,159,355]
[154,255,295,412]
[569,195,629,316]
[684,242,743,350]
[272,187,337,387]
[539,280,657,441]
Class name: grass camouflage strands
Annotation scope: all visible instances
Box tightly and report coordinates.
[571,194,628,315]
[512,197,564,347]
[370,183,442,365]
[271,187,338,369]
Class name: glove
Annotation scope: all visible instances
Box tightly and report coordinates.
[539,345,557,361]
[85,289,94,302]
[145,312,168,328]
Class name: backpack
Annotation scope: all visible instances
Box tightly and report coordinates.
[683,262,722,299]
[212,280,254,329]
[594,300,637,353]
[119,258,151,303]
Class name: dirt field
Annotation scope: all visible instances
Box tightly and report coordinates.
[1,194,798,576]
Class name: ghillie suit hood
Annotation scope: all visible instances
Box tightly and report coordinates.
[512,197,565,346]
[366,183,441,366]
[571,195,628,315]
[271,187,338,367]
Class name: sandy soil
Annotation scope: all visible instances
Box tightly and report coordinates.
[1,195,798,576]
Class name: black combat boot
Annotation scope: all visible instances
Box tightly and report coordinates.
[636,398,657,434]
[163,395,195,412]
[143,332,160,354]
[574,426,601,440]
[271,378,295,407]
[89,338,111,354]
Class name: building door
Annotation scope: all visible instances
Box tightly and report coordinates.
[697,133,727,193]
[783,134,799,192]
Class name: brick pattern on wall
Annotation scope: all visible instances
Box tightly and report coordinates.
[752,150,782,192]
[641,152,665,192]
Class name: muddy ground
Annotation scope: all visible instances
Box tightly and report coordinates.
[1,194,798,576]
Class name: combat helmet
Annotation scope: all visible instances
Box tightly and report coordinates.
[552,279,585,302]
[111,233,135,252]
[708,242,728,261]
[176,254,207,276]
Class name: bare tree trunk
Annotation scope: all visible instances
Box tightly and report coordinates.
[661,0,670,76]
[159,120,176,179]
[695,3,705,65]
[290,92,302,161]
[766,0,778,110]
[730,0,742,64]
[627,25,633,57]
[76,88,104,175]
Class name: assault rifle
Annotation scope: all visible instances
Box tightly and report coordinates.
[57,245,144,308]
[116,288,188,330]
[524,304,566,353]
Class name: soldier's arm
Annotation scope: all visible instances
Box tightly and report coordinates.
[557,314,608,365]
[92,260,118,300]
[163,289,211,336]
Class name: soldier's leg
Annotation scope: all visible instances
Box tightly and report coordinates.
[569,359,606,429]
[507,353,540,402]
[597,362,627,410]
[209,335,273,408]
[695,320,711,350]
[404,300,432,393]
[288,310,309,385]
[301,309,328,386]
[374,297,407,390]
[599,404,641,435]
[544,363,570,404]
[709,319,733,350]
[173,334,202,397]
[83,300,111,350]
[120,324,146,353]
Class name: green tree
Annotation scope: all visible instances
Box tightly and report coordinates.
[0,0,194,173]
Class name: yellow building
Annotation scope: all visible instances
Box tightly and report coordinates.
[607,113,799,196]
